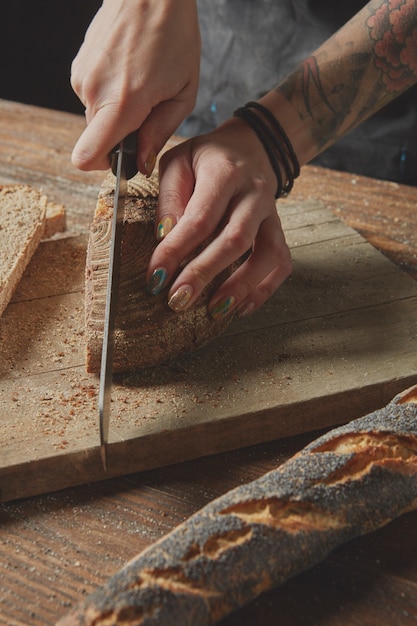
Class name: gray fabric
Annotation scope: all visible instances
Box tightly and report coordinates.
[181,0,417,185]
[182,0,330,134]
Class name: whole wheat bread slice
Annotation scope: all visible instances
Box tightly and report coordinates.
[0,184,47,316]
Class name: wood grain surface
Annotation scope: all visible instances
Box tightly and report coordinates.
[0,100,417,626]
[1,131,417,500]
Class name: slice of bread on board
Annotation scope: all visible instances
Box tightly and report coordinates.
[0,184,47,316]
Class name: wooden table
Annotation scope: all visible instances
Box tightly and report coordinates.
[1,100,417,626]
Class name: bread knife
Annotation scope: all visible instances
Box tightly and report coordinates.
[99,132,138,471]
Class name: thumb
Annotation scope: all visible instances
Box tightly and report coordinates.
[71,105,145,172]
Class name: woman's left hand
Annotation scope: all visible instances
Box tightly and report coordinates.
[147,116,293,319]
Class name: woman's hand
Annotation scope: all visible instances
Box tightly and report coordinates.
[71,0,200,174]
[147,117,293,319]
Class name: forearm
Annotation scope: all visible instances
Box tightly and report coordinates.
[261,0,417,167]
[142,0,417,318]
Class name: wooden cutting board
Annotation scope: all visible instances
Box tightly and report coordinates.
[0,101,416,503]
[1,195,416,503]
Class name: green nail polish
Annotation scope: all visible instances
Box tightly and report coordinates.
[157,216,174,241]
[147,268,168,295]
[209,295,236,320]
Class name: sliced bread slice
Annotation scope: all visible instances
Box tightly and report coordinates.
[0,184,47,316]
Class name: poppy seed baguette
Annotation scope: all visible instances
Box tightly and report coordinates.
[57,385,417,626]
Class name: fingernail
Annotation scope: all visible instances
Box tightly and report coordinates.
[236,302,256,317]
[144,151,157,177]
[168,285,194,312]
[157,215,175,241]
[209,295,236,320]
[147,267,168,295]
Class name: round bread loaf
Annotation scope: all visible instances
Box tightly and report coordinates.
[85,171,236,373]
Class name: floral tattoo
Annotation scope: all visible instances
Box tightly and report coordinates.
[367,0,417,92]
[277,0,417,151]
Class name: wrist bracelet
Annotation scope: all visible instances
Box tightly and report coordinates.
[233,101,300,199]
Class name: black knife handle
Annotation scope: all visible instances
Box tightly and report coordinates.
[110,131,138,180]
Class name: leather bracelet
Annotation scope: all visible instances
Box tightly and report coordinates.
[234,101,300,199]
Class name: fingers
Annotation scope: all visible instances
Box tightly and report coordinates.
[168,211,292,319]
[71,105,133,172]
[147,143,243,295]
[147,116,293,317]
[148,150,292,317]
[152,143,195,240]
[71,94,195,174]
[210,216,293,318]
[135,90,198,176]
[70,0,201,174]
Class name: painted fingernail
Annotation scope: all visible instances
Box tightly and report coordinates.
[168,285,194,312]
[157,215,175,241]
[144,151,157,177]
[209,295,236,320]
[147,267,168,295]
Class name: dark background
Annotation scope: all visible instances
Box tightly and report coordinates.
[1,1,416,185]
[0,1,101,114]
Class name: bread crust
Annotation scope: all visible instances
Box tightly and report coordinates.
[85,172,236,373]
[57,385,417,626]
[0,184,47,316]
[43,200,66,239]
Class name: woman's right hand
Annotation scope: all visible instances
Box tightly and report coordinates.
[70,0,201,175]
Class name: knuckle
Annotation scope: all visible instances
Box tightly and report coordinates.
[187,262,211,288]
[70,66,83,97]
[252,175,271,197]
[268,251,292,280]
[191,210,215,236]
[158,188,184,209]
[265,231,292,272]
[157,240,182,266]
[223,223,253,255]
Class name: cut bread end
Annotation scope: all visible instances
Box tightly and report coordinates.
[0,184,48,316]
[43,200,67,239]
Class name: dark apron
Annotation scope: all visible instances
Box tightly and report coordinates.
[181,0,417,186]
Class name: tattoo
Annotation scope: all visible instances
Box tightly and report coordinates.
[301,56,339,118]
[277,0,417,153]
[367,0,417,93]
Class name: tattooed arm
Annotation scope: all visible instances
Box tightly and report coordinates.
[147,0,417,319]
[268,0,417,164]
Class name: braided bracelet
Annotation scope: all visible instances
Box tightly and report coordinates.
[234,101,300,199]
